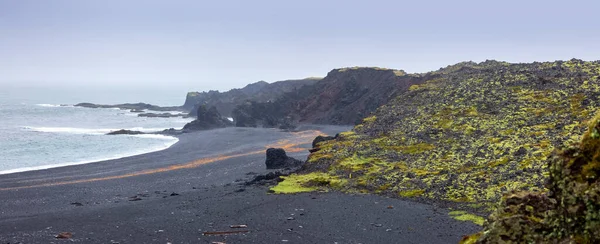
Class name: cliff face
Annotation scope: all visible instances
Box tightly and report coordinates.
[291,68,423,124]
[183,78,319,117]
[231,67,423,127]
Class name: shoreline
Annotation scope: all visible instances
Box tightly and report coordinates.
[0,135,179,176]
[0,126,480,243]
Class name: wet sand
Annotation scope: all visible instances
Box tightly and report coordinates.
[0,126,480,243]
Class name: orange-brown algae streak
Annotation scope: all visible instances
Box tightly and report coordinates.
[0,130,323,191]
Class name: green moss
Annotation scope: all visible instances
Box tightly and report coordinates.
[362,115,377,124]
[399,189,425,197]
[449,211,485,226]
[270,172,346,194]
[393,143,435,154]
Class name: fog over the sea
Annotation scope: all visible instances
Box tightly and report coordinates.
[1,0,599,93]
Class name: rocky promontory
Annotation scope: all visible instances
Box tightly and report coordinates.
[182,105,233,131]
[75,102,184,112]
[106,129,145,135]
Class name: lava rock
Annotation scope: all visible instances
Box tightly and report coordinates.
[107,129,145,135]
[182,105,233,131]
[265,148,303,169]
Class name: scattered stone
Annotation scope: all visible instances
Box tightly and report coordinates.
[170,192,180,196]
[287,217,295,220]
[55,232,72,239]
[229,225,247,228]
[129,196,142,201]
[234,188,245,193]
[70,202,83,206]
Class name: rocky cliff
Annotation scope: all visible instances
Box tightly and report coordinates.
[231,67,424,127]
[183,78,319,117]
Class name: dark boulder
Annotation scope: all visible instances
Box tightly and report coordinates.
[107,129,144,135]
[182,105,233,131]
[265,148,303,169]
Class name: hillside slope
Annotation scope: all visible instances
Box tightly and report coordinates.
[276,59,600,211]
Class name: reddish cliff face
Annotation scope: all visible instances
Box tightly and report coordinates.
[230,67,427,127]
[291,67,426,125]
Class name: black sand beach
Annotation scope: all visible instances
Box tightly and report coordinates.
[0,126,480,243]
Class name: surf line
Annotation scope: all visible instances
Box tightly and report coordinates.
[0,130,323,191]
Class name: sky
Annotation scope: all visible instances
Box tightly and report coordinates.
[1,0,599,94]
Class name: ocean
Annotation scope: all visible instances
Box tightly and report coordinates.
[0,86,193,174]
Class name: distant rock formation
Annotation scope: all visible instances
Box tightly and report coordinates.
[184,78,320,117]
[138,112,187,118]
[106,129,145,135]
[75,102,183,112]
[182,105,233,131]
[265,148,303,169]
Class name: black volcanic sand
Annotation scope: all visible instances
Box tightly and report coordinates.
[0,126,480,243]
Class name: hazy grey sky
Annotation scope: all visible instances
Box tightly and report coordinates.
[1,0,599,92]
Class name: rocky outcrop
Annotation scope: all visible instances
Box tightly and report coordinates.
[106,129,145,135]
[265,148,303,169]
[231,101,290,128]
[184,78,319,117]
[312,135,336,148]
[182,105,232,131]
[138,112,187,118]
[75,102,183,112]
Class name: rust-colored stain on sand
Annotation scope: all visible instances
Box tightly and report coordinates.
[0,130,324,191]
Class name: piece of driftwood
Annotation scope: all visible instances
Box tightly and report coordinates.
[202,230,249,236]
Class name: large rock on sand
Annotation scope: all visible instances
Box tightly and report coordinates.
[265,148,303,169]
[182,105,233,131]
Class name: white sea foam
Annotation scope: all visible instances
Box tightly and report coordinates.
[36,104,72,108]
[0,137,179,175]
[21,126,170,135]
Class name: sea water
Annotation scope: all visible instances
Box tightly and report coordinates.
[0,86,193,174]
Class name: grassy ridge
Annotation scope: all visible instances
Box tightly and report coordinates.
[273,59,600,214]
